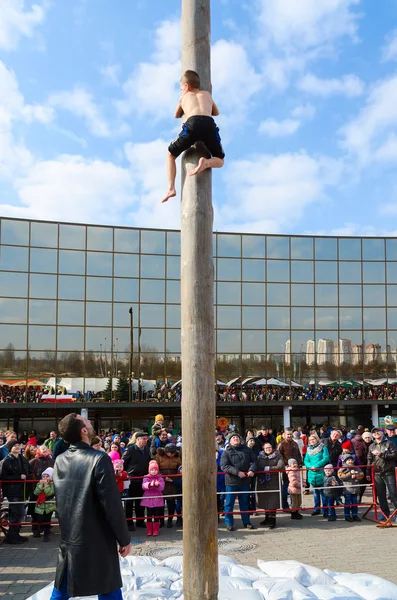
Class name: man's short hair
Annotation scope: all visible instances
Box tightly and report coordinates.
[181,70,200,89]
[58,413,85,444]
[285,427,293,433]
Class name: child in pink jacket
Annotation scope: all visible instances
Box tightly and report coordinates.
[286,458,303,520]
[141,460,165,536]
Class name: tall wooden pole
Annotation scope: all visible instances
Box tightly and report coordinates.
[181,1,218,599]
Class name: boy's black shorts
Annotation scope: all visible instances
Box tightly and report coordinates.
[168,116,225,159]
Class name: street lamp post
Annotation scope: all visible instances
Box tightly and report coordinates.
[129,307,134,404]
[131,372,135,402]
[107,370,112,402]
[138,372,144,403]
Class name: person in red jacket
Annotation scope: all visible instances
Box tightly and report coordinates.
[113,459,128,494]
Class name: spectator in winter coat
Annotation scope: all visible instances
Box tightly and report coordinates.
[1,440,29,544]
[292,431,305,458]
[337,447,359,468]
[322,430,342,467]
[122,432,150,531]
[278,428,302,510]
[255,442,284,530]
[221,433,257,532]
[304,433,330,517]
[367,427,397,521]
[33,467,56,542]
[52,438,70,460]
[155,444,182,528]
[44,431,59,453]
[141,460,165,537]
[352,432,368,467]
[286,458,303,520]
[216,446,226,520]
[0,431,17,460]
[338,455,364,522]
[323,464,339,521]
[150,429,169,457]
[385,424,397,449]
[256,427,276,450]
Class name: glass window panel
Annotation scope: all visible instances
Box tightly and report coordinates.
[113,228,139,253]
[58,301,85,326]
[388,309,397,330]
[315,284,338,306]
[217,258,241,281]
[242,330,266,353]
[0,299,27,324]
[114,253,139,278]
[57,327,84,351]
[141,230,165,254]
[0,246,28,271]
[339,262,362,284]
[140,304,165,328]
[87,226,113,251]
[217,306,241,329]
[242,282,265,305]
[267,236,289,259]
[87,252,113,276]
[363,285,385,306]
[363,308,386,329]
[31,222,58,248]
[0,324,27,349]
[1,219,29,245]
[30,248,57,273]
[114,278,139,303]
[339,238,361,260]
[140,255,165,279]
[291,237,313,259]
[242,235,265,258]
[386,239,397,261]
[315,308,338,329]
[362,238,385,260]
[315,238,337,260]
[267,330,290,354]
[113,303,138,327]
[267,260,289,282]
[86,302,112,326]
[85,327,112,352]
[267,307,289,329]
[291,284,314,306]
[217,282,241,305]
[111,329,132,353]
[86,277,112,301]
[364,331,386,350]
[166,330,181,353]
[387,262,397,284]
[59,250,85,275]
[58,275,85,300]
[217,234,241,257]
[140,329,165,352]
[340,308,362,329]
[339,284,362,306]
[29,300,56,325]
[387,286,397,307]
[28,325,56,350]
[167,280,180,303]
[291,261,314,283]
[140,279,165,303]
[30,274,56,299]
[291,307,314,329]
[291,331,314,353]
[242,259,265,282]
[167,231,180,255]
[242,306,265,329]
[315,261,337,284]
[0,272,28,297]
[363,262,385,284]
[59,224,86,249]
[342,331,363,345]
[267,283,290,305]
[315,335,337,364]
[166,305,181,328]
[166,256,180,279]
[217,330,241,353]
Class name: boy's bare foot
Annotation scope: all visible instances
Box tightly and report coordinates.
[162,188,177,203]
[189,157,208,176]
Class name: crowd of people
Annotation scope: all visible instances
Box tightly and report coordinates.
[1,416,397,543]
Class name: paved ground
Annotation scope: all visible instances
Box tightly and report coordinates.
[1,501,396,599]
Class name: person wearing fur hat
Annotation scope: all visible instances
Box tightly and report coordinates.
[304,433,330,516]
[122,431,150,531]
[338,455,364,522]
[286,458,303,520]
[155,444,182,528]
[33,467,56,542]
[141,461,165,537]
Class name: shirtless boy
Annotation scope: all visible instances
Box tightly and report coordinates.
[162,70,225,203]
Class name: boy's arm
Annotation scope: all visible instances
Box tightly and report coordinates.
[212,100,220,116]
[175,97,184,119]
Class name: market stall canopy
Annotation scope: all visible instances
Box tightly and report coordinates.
[290,380,303,388]
[226,377,241,386]
[266,377,289,387]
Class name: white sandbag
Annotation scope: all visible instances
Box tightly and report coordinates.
[253,577,315,600]
[140,579,173,590]
[219,563,233,576]
[218,576,254,590]
[334,574,397,600]
[219,555,239,565]
[170,580,183,591]
[124,590,175,600]
[123,556,161,567]
[323,570,348,579]
[218,590,264,600]
[308,584,365,599]
[130,566,180,583]
[228,565,267,582]
[257,560,334,587]
[162,556,183,573]
[25,583,53,600]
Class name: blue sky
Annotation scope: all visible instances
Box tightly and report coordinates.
[2,0,397,235]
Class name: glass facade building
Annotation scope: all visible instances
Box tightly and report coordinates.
[1,217,397,387]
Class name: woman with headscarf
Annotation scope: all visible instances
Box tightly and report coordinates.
[304,433,330,516]
[256,441,284,530]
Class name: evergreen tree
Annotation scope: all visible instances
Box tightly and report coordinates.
[115,377,129,403]
[103,377,113,402]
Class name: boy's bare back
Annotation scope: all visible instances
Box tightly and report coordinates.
[180,90,215,119]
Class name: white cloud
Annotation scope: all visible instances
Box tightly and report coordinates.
[382,29,397,62]
[259,118,300,137]
[291,103,316,119]
[100,63,121,86]
[0,0,46,50]
[341,75,397,163]
[298,73,364,96]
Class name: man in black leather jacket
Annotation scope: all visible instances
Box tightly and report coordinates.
[50,413,131,599]
[367,427,397,521]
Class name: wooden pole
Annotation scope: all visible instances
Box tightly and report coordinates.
[181,1,218,599]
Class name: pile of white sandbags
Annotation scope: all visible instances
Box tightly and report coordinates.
[27,556,397,600]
